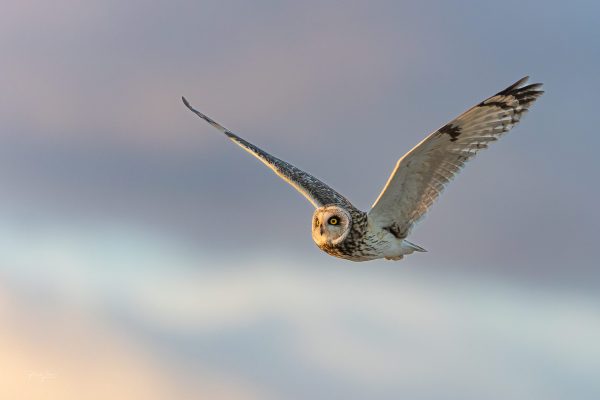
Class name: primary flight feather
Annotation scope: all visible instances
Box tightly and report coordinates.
[183,77,543,261]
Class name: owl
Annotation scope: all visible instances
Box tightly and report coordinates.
[183,77,543,261]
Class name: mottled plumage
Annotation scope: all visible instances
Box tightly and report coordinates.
[183,77,543,261]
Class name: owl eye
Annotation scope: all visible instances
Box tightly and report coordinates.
[328,217,339,225]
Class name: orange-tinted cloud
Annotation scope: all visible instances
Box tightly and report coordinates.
[0,284,271,400]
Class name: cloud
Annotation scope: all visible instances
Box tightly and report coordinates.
[2,221,598,399]
[1,1,406,149]
[0,285,271,400]
[1,0,599,301]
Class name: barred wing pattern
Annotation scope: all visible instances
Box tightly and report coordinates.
[368,77,544,238]
[182,97,354,209]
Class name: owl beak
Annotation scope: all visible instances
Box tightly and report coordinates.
[319,225,324,236]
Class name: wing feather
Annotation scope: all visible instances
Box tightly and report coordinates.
[368,77,544,238]
[182,97,354,209]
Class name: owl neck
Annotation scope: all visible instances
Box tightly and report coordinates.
[320,209,368,249]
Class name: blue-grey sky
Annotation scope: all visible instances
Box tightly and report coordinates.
[1,1,599,399]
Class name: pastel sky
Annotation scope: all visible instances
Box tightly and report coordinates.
[1,1,599,399]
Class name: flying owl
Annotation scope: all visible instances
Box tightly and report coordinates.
[183,77,543,261]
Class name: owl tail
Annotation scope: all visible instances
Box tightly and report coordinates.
[402,240,427,253]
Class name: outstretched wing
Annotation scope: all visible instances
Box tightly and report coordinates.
[368,77,544,238]
[182,97,354,209]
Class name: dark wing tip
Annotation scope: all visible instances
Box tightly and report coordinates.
[488,77,544,112]
[181,96,233,137]
[497,76,529,95]
[499,77,544,97]
[510,76,530,90]
[181,96,195,111]
[181,96,214,124]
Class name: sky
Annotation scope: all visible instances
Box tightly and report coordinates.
[1,1,599,399]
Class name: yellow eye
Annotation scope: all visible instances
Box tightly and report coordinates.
[328,217,339,225]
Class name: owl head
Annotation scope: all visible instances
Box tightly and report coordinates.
[312,205,352,247]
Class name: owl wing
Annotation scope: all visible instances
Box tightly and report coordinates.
[182,97,354,209]
[368,77,544,238]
